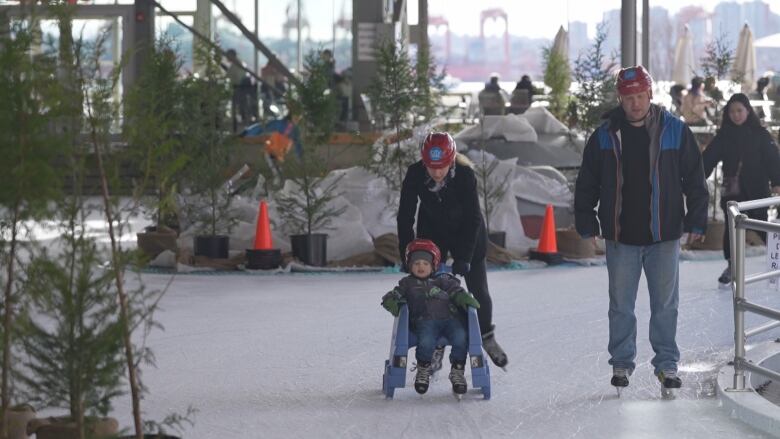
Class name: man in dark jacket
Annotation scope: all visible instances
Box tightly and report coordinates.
[574,66,709,396]
[397,132,508,369]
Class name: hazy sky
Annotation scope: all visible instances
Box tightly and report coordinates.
[219,0,780,41]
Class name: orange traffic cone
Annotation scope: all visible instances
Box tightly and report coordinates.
[529,204,563,265]
[253,200,273,250]
[246,200,282,269]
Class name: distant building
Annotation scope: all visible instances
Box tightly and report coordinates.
[649,7,674,80]
[568,21,589,61]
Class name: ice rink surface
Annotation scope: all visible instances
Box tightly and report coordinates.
[109,256,780,438]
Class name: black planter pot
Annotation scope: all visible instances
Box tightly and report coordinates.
[246,248,282,269]
[194,235,229,259]
[488,231,506,248]
[290,233,328,266]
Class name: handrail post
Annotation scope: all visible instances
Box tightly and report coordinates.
[729,201,747,390]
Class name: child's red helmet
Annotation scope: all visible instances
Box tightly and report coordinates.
[616,65,653,96]
[405,239,442,270]
[420,132,456,169]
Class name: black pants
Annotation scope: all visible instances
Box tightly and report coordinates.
[721,196,767,260]
[437,228,493,336]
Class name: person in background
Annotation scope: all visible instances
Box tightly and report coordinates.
[509,75,534,114]
[680,76,714,125]
[702,93,780,285]
[478,73,508,116]
[575,66,709,397]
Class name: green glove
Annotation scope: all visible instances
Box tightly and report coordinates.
[381,290,405,317]
[452,291,480,310]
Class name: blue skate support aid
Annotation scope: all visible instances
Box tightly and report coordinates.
[382,305,491,399]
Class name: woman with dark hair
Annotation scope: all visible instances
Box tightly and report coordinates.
[703,93,780,284]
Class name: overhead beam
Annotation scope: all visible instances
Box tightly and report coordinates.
[208,0,301,87]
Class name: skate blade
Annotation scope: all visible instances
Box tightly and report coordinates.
[615,386,623,398]
[660,387,676,400]
[453,393,463,401]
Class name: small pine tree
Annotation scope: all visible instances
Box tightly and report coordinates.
[180,44,238,237]
[414,42,449,124]
[124,37,190,231]
[365,39,421,195]
[474,153,513,236]
[276,49,346,237]
[19,198,125,439]
[543,45,571,123]
[701,32,734,82]
[0,10,65,433]
[572,22,618,134]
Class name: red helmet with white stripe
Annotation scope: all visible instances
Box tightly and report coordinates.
[616,65,653,96]
[405,239,442,270]
[420,132,456,169]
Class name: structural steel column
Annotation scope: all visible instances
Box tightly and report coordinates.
[133,0,155,90]
[193,0,212,75]
[418,0,428,50]
[642,0,649,69]
[621,0,636,67]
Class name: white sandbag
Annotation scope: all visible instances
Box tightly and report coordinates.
[523,107,569,134]
[320,166,397,238]
[454,114,538,143]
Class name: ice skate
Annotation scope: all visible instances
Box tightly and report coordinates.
[430,346,445,373]
[414,362,432,394]
[449,363,467,400]
[482,329,508,370]
[718,263,732,288]
[611,367,631,397]
[657,370,682,400]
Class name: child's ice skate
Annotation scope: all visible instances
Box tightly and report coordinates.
[449,363,467,400]
[718,263,732,289]
[657,370,682,400]
[431,346,445,373]
[414,362,432,394]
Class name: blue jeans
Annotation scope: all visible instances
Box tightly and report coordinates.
[605,239,680,374]
[413,318,468,365]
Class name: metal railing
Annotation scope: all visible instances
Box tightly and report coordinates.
[726,197,780,391]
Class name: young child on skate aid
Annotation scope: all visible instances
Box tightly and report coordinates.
[381,239,480,397]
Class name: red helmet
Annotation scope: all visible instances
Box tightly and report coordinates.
[420,132,456,169]
[405,239,441,270]
[616,65,653,96]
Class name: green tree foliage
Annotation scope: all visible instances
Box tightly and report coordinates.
[180,44,237,237]
[572,22,617,134]
[0,9,68,433]
[19,201,125,439]
[124,38,190,230]
[543,45,571,123]
[277,49,345,236]
[701,32,734,81]
[414,42,449,124]
[365,40,424,195]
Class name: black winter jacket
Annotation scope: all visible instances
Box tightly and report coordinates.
[397,160,484,264]
[702,125,780,200]
[575,105,709,242]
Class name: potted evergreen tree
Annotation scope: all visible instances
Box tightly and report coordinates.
[276,49,344,266]
[0,10,64,434]
[19,196,124,439]
[124,38,190,259]
[571,22,617,135]
[542,43,571,123]
[181,45,238,259]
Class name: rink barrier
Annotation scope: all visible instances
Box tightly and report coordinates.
[726,197,780,391]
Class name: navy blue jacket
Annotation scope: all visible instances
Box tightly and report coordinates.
[574,105,709,242]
